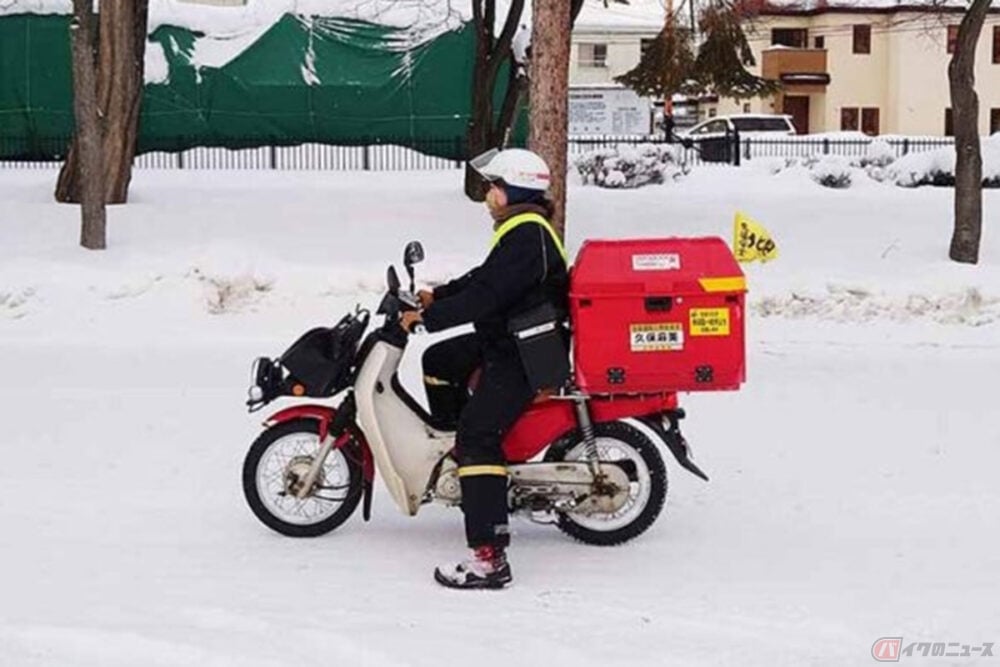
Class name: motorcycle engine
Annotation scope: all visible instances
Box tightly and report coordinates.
[434,459,462,505]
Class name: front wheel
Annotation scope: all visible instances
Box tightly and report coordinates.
[544,420,667,546]
[242,418,364,537]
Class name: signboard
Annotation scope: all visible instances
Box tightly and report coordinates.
[569,86,652,135]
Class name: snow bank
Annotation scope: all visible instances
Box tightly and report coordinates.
[755,285,1000,326]
[743,136,1000,189]
[2,167,997,337]
[888,136,1000,187]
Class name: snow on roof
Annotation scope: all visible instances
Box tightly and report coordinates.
[572,0,665,33]
[0,0,473,80]
[0,0,469,40]
[0,0,668,81]
[754,0,1000,13]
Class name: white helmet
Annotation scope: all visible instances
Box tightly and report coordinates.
[469,148,551,191]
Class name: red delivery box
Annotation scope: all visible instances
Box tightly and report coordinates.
[570,237,747,394]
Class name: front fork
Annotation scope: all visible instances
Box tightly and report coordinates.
[294,393,357,499]
[288,394,376,520]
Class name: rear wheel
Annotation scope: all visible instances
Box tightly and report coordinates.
[242,418,363,537]
[544,420,667,546]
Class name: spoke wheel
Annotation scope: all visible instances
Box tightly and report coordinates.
[544,420,667,546]
[243,418,363,537]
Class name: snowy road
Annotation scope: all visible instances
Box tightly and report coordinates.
[1,334,997,666]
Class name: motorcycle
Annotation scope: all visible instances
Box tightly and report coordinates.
[241,242,708,546]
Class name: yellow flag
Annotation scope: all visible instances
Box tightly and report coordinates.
[733,211,779,263]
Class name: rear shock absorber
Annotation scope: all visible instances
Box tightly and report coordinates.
[573,398,601,475]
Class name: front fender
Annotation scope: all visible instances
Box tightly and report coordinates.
[265,404,337,439]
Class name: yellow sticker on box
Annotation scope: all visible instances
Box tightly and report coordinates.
[689,308,730,336]
[630,322,684,352]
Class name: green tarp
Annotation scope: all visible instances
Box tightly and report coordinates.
[0,13,520,160]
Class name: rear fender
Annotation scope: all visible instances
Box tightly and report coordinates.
[636,410,709,482]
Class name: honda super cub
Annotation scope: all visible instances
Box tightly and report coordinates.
[242,242,709,545]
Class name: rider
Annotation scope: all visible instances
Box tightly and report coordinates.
[400,148,569,590]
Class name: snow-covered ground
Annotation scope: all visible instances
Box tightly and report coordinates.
[1,166,998,666]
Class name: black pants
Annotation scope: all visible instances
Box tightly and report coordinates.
[423,334,535,548]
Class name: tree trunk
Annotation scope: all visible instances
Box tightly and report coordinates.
[67,0,106,250]
[57,0,149,206]
[529,0,572,239]
[947,0,990,265]
[465,0,526,201]
[465,1,495,201]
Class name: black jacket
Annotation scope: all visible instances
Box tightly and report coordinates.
[422,204,569,355]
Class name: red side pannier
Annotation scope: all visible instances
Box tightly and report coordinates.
[570,237,747,394]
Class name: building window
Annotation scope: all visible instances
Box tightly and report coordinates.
[853,25,871,54]
[991,109,1000,135]
[772,28,808,48]
[814,36,826,49]
[947,25,960,54]
[861,108,880,135]
[993,26,1000,64]
[578,43,608,68]
[743,103,752,112]
[945,108,954,136]
[841,107,860,131]
[709,107,718,118]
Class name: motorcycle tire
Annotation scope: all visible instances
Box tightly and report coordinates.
[243,418,364,538]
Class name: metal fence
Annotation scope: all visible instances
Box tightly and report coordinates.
[739,136,953,161]
[0,134,956,171]
[0,136,468,171]
[565,133,955,167]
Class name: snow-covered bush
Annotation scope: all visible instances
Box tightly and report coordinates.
[807,155,854,188]
[574,142,689,189]
[860,138,895,169]
[887,136,1000,188]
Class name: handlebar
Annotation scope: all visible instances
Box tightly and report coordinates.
[397,290,420,310]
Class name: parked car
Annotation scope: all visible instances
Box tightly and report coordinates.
[679,114,797,162]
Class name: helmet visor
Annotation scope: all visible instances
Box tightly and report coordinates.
[468,148,501,180]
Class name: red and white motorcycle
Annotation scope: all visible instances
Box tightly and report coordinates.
[242,243,707,545]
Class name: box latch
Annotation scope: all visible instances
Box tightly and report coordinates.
[644,296,673,312]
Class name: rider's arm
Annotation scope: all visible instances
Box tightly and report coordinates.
[422,224,552,333]
[432,268,478,301]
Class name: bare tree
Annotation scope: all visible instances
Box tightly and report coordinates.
[466,0,527,200]
[67,0,106,250]
[57,0,149,207]
[947,0,990,264]
[528,0,572,239]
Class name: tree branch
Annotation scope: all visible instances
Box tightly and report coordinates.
[486,0,525,82]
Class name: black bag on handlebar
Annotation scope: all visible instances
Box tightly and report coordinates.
[507,302,570,393]
[280,314,365,396]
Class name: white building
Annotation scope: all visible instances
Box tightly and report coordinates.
[707,1,1000,136]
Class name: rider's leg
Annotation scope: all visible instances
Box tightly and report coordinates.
[434,352,534,589]
[422,333,480,430]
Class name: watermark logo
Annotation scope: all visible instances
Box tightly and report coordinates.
[873,638,902,662]
[873,638,995,661]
